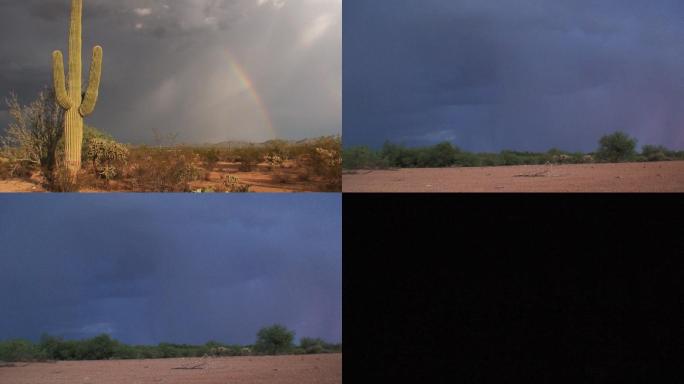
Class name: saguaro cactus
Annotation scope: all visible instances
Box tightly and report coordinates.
[53,0,103,179]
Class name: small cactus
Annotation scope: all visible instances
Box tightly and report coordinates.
[53,0,103,180]
[225,175,250,192]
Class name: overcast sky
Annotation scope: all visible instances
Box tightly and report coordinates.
[0,0,341,144]
[344,0,684,152]
[0,194,341,345]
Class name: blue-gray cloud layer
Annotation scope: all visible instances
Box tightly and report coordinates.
[0,194,341,345]
[344,0,684,152]
[0,0,341,144]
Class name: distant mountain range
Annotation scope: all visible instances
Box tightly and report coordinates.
[207,136,339,149]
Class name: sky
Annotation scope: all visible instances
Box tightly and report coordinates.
[344,0,684,152]
[0,194,341,345]
[0,0,341,144]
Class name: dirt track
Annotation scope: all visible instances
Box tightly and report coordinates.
[342,161,684,192]
[0,353,341,384]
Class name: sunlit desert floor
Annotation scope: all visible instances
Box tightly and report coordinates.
[0,353,341,384]
[0,161,336,193]
[342,161,684,192]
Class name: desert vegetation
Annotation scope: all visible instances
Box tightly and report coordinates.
[0,325,340,363]
[0,90,341,192]
[343,131,684,170]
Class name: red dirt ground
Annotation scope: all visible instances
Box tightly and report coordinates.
[342,161,684,192]
[0,353,341,384]
[0,160,332,193]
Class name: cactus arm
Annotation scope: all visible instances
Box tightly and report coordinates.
[52,50,72,110]
[79,46,103,117]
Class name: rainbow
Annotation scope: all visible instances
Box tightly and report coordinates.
[226,51,276,138]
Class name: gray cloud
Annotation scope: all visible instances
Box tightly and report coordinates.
[0,0,341,144]
[0,195,341,345]
[344,0,684,152]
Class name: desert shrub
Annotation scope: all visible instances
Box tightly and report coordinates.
[85,138,129,181]
[128,148,203,192]
[299,337,325,354]
[264,139,290,160]
[111,344,138,359]
[0,335,336,361]
[225,175,251,192]
[195,148,221,170]
[596,131,637,163]
[265,153,284,171]
[379,141,403,166]
[157,343,180,358]
[499,150,523,166]
[0,339,37,362]
[0,158,34,179]
[313,147,342,191]
[641,145,670,162]
[79,125,114,158]
[479,153,502,167]
[79,334,117,360]
[342,146,383,169]
[1,88,64,178]
[235,146,263,171]
[424,141,460,167]
[254,324,295,355]
[453,152,481,167]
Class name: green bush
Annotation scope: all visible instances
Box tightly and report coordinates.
[80,334,117,360]
[0,339,37,362]
[299,337,325,354]
[641,145,670,162]
[499,151,523,166]
[254,324,295,355]
[195,148,221,169]
[596,131,637,163]
[235,146,263,171]
[0,333,337,361]
[342,146,385,169]
[453,152,481,167]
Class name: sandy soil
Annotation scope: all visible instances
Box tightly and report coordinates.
[0,353,341,384]
[186,161,321,193]
[342,161,684,192]
[0,179,45,193]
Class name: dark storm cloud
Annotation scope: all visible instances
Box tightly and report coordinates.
[0,0,341,144]
[0,195,341,345]
[344,0,684,152]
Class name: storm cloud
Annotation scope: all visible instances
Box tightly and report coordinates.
[0,0,341,144]
[344,0,684,152]
[0,194,341,345]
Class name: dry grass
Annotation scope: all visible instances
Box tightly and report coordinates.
[0,137,342,193]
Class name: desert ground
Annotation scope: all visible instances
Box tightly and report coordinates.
[0,159,338,193]
[342,161,684,192]
[0,353,341,384]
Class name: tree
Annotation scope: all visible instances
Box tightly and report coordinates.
[80,334,117,360]
[254,324,295,355]
[430,141,460,167]
[2,88,64,176]
[596,131,637,163]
